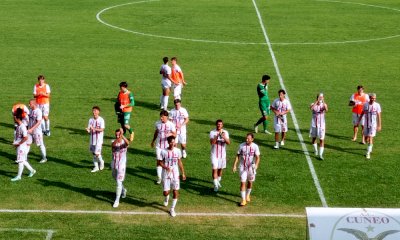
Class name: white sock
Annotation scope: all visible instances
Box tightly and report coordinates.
[40,145,47,159]
[163,96,169,110]
[313,143,318,154]
[240,191,246,200]
[41,121,46,132]
[275,142,279,147]
[93,156,99,169]
[213,179,219,187]
[171,198,178,209]
[45,119,50,131]
[160,95,164,107]
[367,144,373,153]
[115,184,122,202]
[246,188,252,196]
[17,163,24,178]
[217,176,221,182]
[98,155,104,167]
[23,161,34,172]
[319,147,324,156]
[157,166,162,179]
[164,195,170,203]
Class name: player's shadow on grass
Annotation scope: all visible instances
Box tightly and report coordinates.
[190,118,250,132]
[0,150,17,161]
[181,176,237,204]
[126,166,154,182]
[0,122,15,129]
[0,169,17,178]
[28,151,90,169]
[127,147,154,158]
[54,126,114,140]
[0,137,13,145]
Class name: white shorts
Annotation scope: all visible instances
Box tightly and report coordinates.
[173,84,182,98]
[352,113,365,126]
[31,133,44,146]
[274,122,288,133]
[239,167,256,182]
[162,170,180,191]
[112,166,126,182]
[310,127,325,140]
[90,144,102,155]
[38,104,50,117]
[156,147,163,160]
[16,145,28,163]
[176,134,186,145]
[211,157,226,170]
[161,79,172,89]
[363,126,376,137]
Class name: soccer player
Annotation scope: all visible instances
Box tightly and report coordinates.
[159,136,186,217]
[349,85,369,144]
[11,108,36,181]
[209,119,230,192]
[254,75,272,135]
[33,75,51,136]
[111,128,129,208]
[169,99,189,158]
[271,89,291,149]
[86,106,105,173]
[310,93,328,160]
[116,82,135,142]
[356,93,381,160]
[233,133,260,206]
[159,57,172,110]
[12,103,30,127]
[171,57,187,100]
[28,99,47,163]
[151,110,176,184]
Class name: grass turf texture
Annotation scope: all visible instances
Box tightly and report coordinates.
[0,0,399,239]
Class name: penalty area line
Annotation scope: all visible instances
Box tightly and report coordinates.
[0,209,305,218]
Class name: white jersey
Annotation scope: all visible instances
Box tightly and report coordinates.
[363,102,381,129]
[272,98,291,124]
[112,140,128,170]
[210,129,229,160]
[155,120,176,149]
[12,105,30,127]
[160,64,172,82]
[310,103,326,129]
[28,108,43,135]
[88,116,105,146]
[169,107,189,135]
[161,147,181,177]
[14,124,28,149]
[237,142,260,170]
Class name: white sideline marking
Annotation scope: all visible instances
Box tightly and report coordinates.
[96,0,400,45]
[0,209,305,218]
[251,0,328,208]
[0,228,55,240]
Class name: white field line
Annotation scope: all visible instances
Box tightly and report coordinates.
[0,228,55,240]
[96,0,400,46]
[0,209,305,218]
[251,0,328,208]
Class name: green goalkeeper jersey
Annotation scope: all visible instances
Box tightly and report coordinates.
[257,83,269,101]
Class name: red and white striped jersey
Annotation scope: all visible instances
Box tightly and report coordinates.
[310,103,326,129]
[210,129,229,160]
[237,142,260,170]
[88,116,105,146]
[363,102,381,129]
[169,107,189,135]
[154,120,176,149]
[112,140,128,171]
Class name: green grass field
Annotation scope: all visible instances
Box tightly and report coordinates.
[0,0,399,239]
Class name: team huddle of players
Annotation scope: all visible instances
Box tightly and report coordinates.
[10,60,382,217]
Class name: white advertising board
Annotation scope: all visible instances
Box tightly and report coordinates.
[306,207,400,240]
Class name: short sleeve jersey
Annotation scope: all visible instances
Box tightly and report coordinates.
[169,107,189,135]
[155,120,176,149]
[363,102,381,129]
[257,83,269,101]
[88,116,105,146]
[209,129,229,160]
[28,108,43,134]
[272,98,291,123]
[237,142,260,169]
[160,64,172,82]
[310,103,327,129]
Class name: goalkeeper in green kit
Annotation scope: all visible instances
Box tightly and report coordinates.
[254,75,272,135]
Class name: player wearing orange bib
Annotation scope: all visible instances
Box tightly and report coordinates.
[33,75,51,136]
[115,82,135,142]
[12,103,30,127]
[349,85,369,144]
[171,57,187,100]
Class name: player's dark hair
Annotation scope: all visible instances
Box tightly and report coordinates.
[262,75,270,81]
[163,57,169,64]
[119,82,128,88]
[216,119,223,125]
[171,57,177,61]
[174,99,181,104]
[160,110,169,117]
[167,135,175,143]
[278,89,286,95]
[15,108,23,120]
[357,85,363,90]
[38,75,45,81]
[246,133,254,139]
[92,106,100,111]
